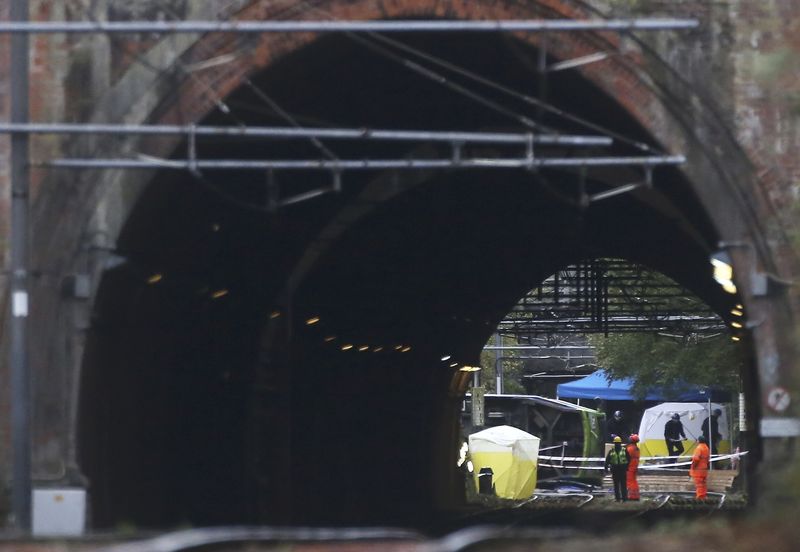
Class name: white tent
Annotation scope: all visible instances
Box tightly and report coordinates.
[469,425,540,499]
[637,402,730,457]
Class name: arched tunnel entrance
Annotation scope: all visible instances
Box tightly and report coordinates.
[75,29,748,528]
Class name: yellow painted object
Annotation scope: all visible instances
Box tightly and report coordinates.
[637,401,732,458]
[469,425,540,499]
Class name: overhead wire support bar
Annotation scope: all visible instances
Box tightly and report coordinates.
[548,52,610,72]
[0,19,700,35]
[0,123,612,146]
[42,155,686,171]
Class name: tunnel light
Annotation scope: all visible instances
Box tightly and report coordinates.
[394,345,404,351]
[721,281,738,294]
[731,308,743,317]
[373,346,384,352]
[466,460,474,473]
[450,362,459,368]
[731,321,743,329]
[731,336,741,342]
[736,304,744,310]
[324,335,336,342]
[440,355,452,362]
[401,346,412,353]
[358,345,369,352]
[305,316,321,326]
[710,251,737,294]
[147,273,163,284]
[211,289,229,299]
[711,251,734,282]
[270,310,281,319]
[459,365,481,372]
[341,344,353,351]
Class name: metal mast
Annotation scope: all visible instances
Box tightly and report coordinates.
[9,0,32,532]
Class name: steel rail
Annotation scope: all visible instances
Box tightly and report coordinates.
[43,155,685,171]
[104,527,424,552]
[0,19,700,34]
[0,122,611,146]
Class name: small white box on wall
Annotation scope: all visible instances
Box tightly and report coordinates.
[32,488,86,537]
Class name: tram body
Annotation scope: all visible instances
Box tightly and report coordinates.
[461,394,605,473]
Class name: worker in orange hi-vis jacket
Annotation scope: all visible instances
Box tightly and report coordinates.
[626,434,641,501]
[690,435,711,500]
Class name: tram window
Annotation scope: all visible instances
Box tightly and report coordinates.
[487,411,507,426]
[552,413,583,454]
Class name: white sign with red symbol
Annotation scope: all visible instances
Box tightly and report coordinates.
[767,387,791,412]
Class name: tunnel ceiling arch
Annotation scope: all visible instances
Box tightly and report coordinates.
[76,11,746,529]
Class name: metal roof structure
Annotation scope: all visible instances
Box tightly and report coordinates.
[498,259,726,338]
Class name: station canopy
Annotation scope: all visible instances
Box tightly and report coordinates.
[556,369,730,402]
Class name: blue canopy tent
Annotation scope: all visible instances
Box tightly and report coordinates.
[556,369,730,402]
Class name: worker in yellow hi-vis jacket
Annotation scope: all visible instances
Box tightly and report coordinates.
[605,436,630,501]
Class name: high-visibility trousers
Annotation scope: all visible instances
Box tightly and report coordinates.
[693,474,708,499]
[626,468,640,500]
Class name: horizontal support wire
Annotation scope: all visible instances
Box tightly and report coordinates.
[0,123,611,146]
[42,155,685,171]
[0,19,700,34]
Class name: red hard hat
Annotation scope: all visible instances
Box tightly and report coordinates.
[630,434,640,443]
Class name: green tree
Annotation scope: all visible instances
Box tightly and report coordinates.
[588,332,743,399]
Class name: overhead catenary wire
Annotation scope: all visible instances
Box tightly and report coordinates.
[360,31,661,154]
[151,0,340,163]
[37,4,689,211]
[341,30,553,134]
[86,4,671,163]
[83,1,341,211]
[299,0,665,155]
[302,0,665,155]
[80,5,271,213]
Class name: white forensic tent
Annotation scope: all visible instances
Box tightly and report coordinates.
[637,402,730,457]
[468,425,540,499]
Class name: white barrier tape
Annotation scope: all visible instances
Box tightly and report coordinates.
[538,455,604,462]
[538,451,748,470]
[538,451,747,464]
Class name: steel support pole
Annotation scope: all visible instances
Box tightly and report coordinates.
[44,155,686,171]
[0,123,612,146]
[495,333,503,394]
[0,19,700,34]
[9,0,32,532]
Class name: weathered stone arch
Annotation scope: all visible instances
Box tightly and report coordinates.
[8,0,796,527]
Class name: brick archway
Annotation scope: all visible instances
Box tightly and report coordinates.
[10,0,796,528]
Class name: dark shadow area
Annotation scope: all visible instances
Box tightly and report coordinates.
[76,31,736,528]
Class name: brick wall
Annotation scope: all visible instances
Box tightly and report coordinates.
[730,0,800,236]
[3,1,796,274]
[0,0,799,505]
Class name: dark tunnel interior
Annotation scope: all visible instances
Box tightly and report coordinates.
[76,31,737,528]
